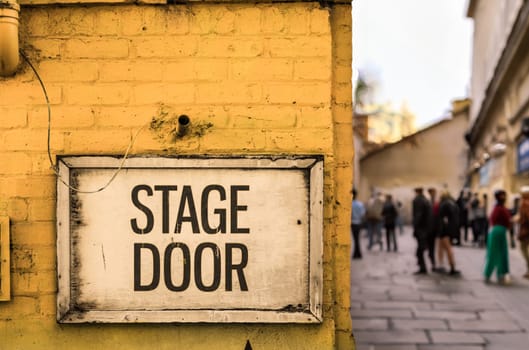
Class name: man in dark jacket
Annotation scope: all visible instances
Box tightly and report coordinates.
[413,187,432,274]
[439,191,461,275]
[382,194,398,252]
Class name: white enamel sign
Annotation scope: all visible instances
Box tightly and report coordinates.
[57,156,323,323]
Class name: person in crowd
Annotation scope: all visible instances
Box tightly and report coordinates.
[484,190,511,284]
[412,187,432,274]
[366,192,384,251]
[471,193,488,247]
[351,188,365,259]
[438,191,461,275]
[382,194,398,252]
[468,192,478,243]
[509,196,520,249]
[517,186,529,279]
[483,193,490,245]
[427,188,440,271]
[457,189,470,243]
[396,200,404,235]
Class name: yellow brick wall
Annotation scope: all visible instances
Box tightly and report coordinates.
[0,2,353,349]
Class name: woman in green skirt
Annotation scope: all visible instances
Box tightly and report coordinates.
[484,190,511,284]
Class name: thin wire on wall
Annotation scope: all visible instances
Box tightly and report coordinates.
[20,50,145,194]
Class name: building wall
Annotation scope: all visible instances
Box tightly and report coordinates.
[467,1,529,207]
[359,112,468,223]
[468,0,522,123]
[0,2,354,349]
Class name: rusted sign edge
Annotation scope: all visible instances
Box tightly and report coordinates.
[57,154,323,169]
[58,309,322,323]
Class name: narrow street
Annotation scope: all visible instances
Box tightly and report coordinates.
[351,226,529,350]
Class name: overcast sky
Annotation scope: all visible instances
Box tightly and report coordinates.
[353,0,473,128]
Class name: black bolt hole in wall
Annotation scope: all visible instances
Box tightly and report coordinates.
[245,340,253,350]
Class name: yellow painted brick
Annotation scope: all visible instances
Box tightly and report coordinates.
[300,106,332,128]
[28,199,55,222]
[131,36,197,58]
[29,246,56,270]
[38,60,98,82]
[8,198,28,221]
[197,82,260,104]
[64,39,129,59]
[20,8,49,37]
[231,59,293,81]
[190,6,235,34]
[200,129,266,151]
[66,84,129,105]
[3,130,64,152]
[333,40,352,61]
[64,129,140,153]
[29,106,95,129]
[163,60,196,81]
[48,8,95,36]
[335,122,353,147]
[37,270,57,293]
[0,152,32,175]
[135,129,201,153]
[229,105,298,128]
[261,7,285,33]
[0,108,27,128]
[0,296,39,320]
[93,8,121,36]
[335,141,354,163]
[68,8,96,36]
[98,61,132,82]
[31,154,57,175]
[234,7,261,35]
[294,58,331,80]
[148,105,230,129]
[133,61,165,81]
[11,222,56,246]
[38,293,56,318]
[263,82,330,105]
[11,246,37,271]
[310,8,330,34]
[284,5,309,34]
[0,83,62,105]
[24,39,62,59]
[197,37,263,57]
[336,331,355,350]
[120,7,144,36]
[94,106,156,127]
[267,129,332,152]
[166,6,190,34]
[132,83,195,105]
[333,104,353,124]
[99,61,164,82]
[268,36,331,57]
[334,61,352,84]
[195,59,229,81]
[334,83,352,104]
[142,6,168,35]
[0,176,56,198]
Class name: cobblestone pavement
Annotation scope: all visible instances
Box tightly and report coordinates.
[351,226,529,350]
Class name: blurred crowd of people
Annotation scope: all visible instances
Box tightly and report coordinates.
[351,186,529,284]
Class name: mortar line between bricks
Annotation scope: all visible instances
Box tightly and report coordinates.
[424,329,433,344]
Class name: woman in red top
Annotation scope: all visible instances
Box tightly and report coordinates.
[517,187,529,278]
[484,190,511,284]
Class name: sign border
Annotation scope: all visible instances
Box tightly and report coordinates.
[56,155,323,324]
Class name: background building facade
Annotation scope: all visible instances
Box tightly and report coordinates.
[359,100,469,223]
[466,0,529,210]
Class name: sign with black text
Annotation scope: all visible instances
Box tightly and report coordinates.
[56,156,323,323]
